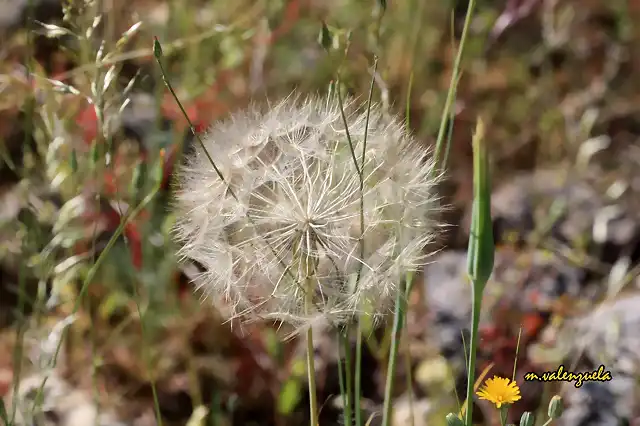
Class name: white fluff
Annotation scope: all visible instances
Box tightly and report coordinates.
[172,93,443,328]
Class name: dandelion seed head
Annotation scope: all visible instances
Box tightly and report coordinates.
[172,93,442,328]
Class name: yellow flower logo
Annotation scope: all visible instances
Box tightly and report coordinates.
[476,376,522,408]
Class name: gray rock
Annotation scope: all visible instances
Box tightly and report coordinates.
[0,0,62,33]
[559,377,635,426]
[469,168,640,265]
[565,294,640,374]
[5,372,127,426]
[550,295,640,426]
[422,250,584,368]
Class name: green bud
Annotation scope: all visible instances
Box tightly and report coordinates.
[152,149,166,186]
[153,37,163,58]
[520,411,535,426]
[548,395,563,419]
[445,413,465,426]
[89,142,100,170]
[466,118,494,289]
[70,148,78,173]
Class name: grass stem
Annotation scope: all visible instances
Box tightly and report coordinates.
[305,287,319,426]
[381,272,413,426]
[433,0,476,167]
[464,288,482,426]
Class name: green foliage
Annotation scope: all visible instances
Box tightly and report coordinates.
[467,118,494,289]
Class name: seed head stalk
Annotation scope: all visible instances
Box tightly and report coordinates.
[300,244,320,426]
[381,1,477,425]
[305,284,319,426]
[355,57,379,426]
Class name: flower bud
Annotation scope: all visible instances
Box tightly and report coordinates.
[446,413,465,426]
[520,411,535,426]
[548,395,563,419]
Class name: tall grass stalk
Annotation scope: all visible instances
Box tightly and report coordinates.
[356,57,379,426]
[14,8,160,424]
[381,271,413,426]
[434,0,476,166]
[332,51,378,426]
[337,332,353,426]
[10,0,36,419]
[380,2,477,426]
[465,119,494,426]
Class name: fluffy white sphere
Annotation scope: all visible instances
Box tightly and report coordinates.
[172,94,442,328]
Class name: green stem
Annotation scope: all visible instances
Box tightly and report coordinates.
[464,286,483,426]
[381,272,412,426]
[343,330,354,426]
[305,286,319,426]
[355,321,363,426]
[337,331,352,426]
[433,0,476,167]
[499,406,508,426]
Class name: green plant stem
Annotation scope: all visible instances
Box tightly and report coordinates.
[381,272,412,426]
[464,286,483,426]
[499,406,508,426]
[136,297,164,426]
[12,1,36,419]
[403,327,416,426]
[354,321,363,426]
[433,0,476,167]
[404,276,417,426]
[305,278,319,426]
[340,331,354,426]
[10,264,27,425]
[337,332,352,426]
[38,184,162,424]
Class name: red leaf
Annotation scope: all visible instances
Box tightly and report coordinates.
[123,222,143,270]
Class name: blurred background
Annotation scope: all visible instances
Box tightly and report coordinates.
[1,0,640,425]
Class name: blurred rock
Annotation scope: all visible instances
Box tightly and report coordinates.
[462,168,640,265]
[392,395,432,426]
[489,169,601,245]
[421,247,588,403]
[414,355,455,395]
[541,294,640,426]
[559,377,635,426]
[119,93,178,152]
[5,372,127,426]
[566,294,640,374]
[0,0,62,33]
[328,394,381,426]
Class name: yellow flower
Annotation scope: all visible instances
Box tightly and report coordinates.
[476,376,522,409]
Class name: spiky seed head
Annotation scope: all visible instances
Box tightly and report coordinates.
[172,94,442,328]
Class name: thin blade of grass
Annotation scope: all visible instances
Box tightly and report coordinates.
[459,362,494,418]
[381,271,414,426]
[464,118,494,426]
[433,0,477,169]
